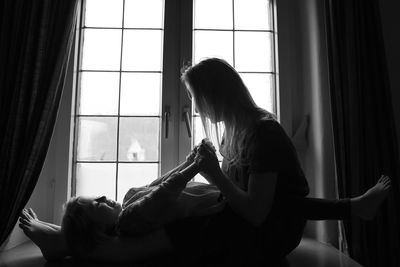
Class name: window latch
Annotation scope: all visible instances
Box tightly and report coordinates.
[183,106,192,138]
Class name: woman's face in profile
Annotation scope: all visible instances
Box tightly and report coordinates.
[185,82,222,123]
[185,84,199,114]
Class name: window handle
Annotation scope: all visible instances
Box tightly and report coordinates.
[183,107,192,138]
[164,106,170,139]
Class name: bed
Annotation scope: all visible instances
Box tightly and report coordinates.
[0,238,362,267]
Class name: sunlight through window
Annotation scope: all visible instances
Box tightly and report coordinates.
[74,0,164,201]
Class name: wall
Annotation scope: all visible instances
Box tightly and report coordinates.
[276,0,338,247]
[277,0,400,248]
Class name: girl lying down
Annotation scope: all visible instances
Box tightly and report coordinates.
[19,140,226,262]
[61,141,225,256]
[18,139,392,264]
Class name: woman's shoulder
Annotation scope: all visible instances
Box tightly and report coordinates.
[254,114,282,135]
[250,114,291,149]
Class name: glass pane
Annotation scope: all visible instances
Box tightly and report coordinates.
[85,0,123,27]
[122,30,163,71]
[117,163,159,202]
[79,72,119,115]
[77,117,117,161]
[81,29,122,71]
[119,117,160,161]
[234,0,272,30]
[75,163,116,200]
[120,73,161,116]
[194,0,233,29]
[240,73,274,113]
[235,32,273,72]
[124,0,163,28]
[194,31,233,65]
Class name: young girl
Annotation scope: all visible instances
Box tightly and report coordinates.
[60,141,226,257]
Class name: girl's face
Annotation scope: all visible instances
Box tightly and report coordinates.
[80,196,122,227]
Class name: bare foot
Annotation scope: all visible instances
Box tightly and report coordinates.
[19,209,69,261]
[351,175,392,220]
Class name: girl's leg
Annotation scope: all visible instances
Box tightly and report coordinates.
[118,162,200,235]
[148,159,194,187]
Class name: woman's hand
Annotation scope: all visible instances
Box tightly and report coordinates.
[187,138,215,163]
[195,143,221,182]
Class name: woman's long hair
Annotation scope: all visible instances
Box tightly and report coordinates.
[181,58,275,165]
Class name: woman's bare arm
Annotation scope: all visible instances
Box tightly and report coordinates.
[148,146,198,187]
[197,147,277,226]
[210,170,277,226]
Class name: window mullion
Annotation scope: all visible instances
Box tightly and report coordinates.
[115,0,126,200]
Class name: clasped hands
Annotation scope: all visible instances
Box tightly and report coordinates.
[186,139,222,184]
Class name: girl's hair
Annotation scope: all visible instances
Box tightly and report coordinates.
[61,197,114,257]
[181,58,275,165]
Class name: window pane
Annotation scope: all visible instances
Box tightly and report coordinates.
[194,31,233,65]
[194,0,233,29]
[124,0,163,28]
[119,118,160,161]
[81,29,122,71]
[85,0,123,27]
[77,117,117,161]
[79,72,119,115]
[234,0,272,30]
[235,32,273,72]
[76,163,116,200]
[122,30,163,71]
[240,73,274,112]
[120,73,161,116]
[117,163,159,202]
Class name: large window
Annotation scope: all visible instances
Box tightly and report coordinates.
[72,0,278,200]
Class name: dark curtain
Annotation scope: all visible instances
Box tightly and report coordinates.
[0,0,78,246]
[325,0,400,266]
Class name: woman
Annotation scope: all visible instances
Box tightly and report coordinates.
[19,58,391,265]
[173,57,391,265]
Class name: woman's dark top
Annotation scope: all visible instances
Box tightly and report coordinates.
[164,118,309,265]
[221,118,309,202]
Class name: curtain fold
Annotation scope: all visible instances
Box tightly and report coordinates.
[0,0,78,246]
[325,0,400,266]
